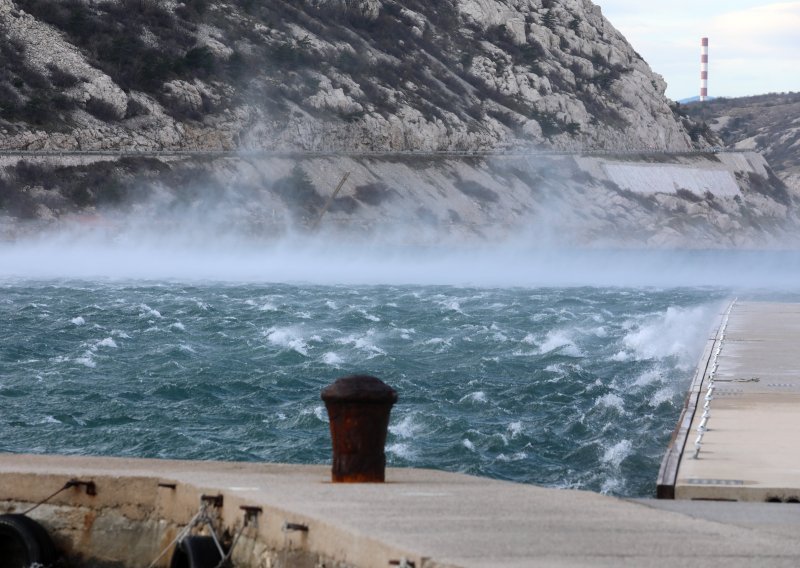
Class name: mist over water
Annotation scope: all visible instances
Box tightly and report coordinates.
[2,220,800,497]
[3,224,800,288]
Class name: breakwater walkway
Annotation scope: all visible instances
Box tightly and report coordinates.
[2,453,800,567]
[658,301,800,502]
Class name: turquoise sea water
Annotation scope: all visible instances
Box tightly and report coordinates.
[0,279,730,497]
[4,235,800,497]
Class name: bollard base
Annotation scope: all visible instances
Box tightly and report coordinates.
[322,375,397,484]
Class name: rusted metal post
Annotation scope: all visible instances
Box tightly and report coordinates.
[321,375,398,483]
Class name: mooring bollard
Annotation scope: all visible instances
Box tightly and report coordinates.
[321,375,398,483]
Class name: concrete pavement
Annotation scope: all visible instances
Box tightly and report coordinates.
[671,301,800,501]
[2,453,800,567]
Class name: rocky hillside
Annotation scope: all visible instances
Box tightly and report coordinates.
[680,93,800,192]
[0,0,707,152]
[2,0,796,249]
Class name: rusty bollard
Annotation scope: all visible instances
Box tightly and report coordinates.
[321,375,398,482]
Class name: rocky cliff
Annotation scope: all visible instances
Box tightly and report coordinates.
[0,0,706,152]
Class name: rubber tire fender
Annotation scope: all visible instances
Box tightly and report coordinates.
[169,535,224,568]
[0,513,57,568]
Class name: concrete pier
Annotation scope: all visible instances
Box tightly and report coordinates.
[659,301,800,501]
[3,453,800,567]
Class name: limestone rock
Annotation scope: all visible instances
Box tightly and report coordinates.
[0,0,718,154]
[82,76,128,119]
[162,80,205,113]
[304,0,381,20]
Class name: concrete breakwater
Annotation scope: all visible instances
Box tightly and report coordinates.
[1,150,795,248]
[4,453,800,567]
[658,301,800,502]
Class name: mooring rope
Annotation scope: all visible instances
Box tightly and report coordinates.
[146,498,246,568]
[213,522,247,568]
[22,479,81,515]
[146,505,207,568]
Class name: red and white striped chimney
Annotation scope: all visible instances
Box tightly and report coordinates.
[700,37,709,101]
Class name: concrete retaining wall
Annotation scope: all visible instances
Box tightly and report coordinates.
[0,457,366,568]
[0,150,796,248]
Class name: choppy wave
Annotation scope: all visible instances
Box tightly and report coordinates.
[0,281,735,496]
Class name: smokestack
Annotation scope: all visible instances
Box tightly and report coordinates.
[700,37,709,101]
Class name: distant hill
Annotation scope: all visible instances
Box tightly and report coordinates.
[680,93,800,192]
[677,96,716,105]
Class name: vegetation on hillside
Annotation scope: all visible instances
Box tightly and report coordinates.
[0,0,664,141]
[681,93,800,181]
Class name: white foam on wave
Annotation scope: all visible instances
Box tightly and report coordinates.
[75,351,96,368]
[633,368,663,387]
[325,300,338,310]
[259,302,278,312]
[139,304,162,319]
[423,337,451,351]
[387,442,415,459]
[358,310,380,322]
[170,322,186,331]
[459,391,487,404]
[600,477,623,495]
[538,330,583,357]
[462,439,476,452]
[496,451,528,462]
[622,303,719,370]
[601,439,632,468]
[649,386,674,407]
[595,393,625,412]
[313,405,327,423]
[610,350,630,362]
[96,337,117,348]
[71,316,85,326]
[394,327,415,340]
[438,299,464,314]
[265,327,309,356]
[508,421,523,439]
[322,352,344,366]
[335,332,386,358]
[557,309,577,321]
[389,414,421,439]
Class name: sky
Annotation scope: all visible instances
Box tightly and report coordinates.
[595,1,800,100]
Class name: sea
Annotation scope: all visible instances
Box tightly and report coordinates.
[2,239,799,498]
